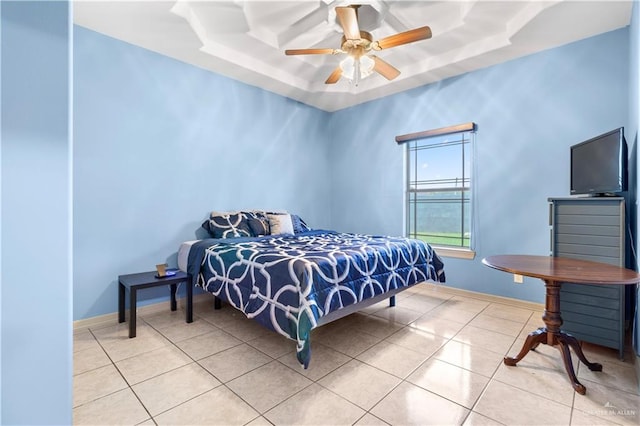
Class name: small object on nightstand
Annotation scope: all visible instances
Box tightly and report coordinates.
[155,264,177,278]
[156,263,167,277]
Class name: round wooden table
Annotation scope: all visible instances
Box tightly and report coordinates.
[482,254,640,395]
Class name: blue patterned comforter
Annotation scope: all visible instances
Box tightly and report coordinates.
[187,230,445,367]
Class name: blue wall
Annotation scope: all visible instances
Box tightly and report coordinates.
[1,1,3,418]
[328,28,630,303]
[1,2,72,424]
[629,1,640,357]
[0,9,635,422]
[74,26,632,314]
[73,27,332,320]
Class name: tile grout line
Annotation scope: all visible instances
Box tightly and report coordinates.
[80,298,501,421]
[81,328,155,424]
[74,294,637,425]
[143,312,277,424]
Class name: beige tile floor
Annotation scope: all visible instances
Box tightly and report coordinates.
[74,284,640,425]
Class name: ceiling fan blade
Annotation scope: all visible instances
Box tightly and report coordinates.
[325,66,342,84]
[372,55,401,80]
[285,48,336,55]
[374,26,432,50]
[336,6,360,40]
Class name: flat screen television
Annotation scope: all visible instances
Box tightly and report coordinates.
[570,127,627,196]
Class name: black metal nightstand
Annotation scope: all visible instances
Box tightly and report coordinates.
[118,270,192,338]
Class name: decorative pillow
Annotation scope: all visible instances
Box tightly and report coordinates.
[291,214,311,233]
[202,212,252,238]
[267,213,294,235]
[245,211,270,236]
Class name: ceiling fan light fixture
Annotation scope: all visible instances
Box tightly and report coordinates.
[285,5,432,86]
[360,55,375,77]
[340,55,375,85]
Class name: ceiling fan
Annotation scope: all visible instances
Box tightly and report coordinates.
[285,5,432,86]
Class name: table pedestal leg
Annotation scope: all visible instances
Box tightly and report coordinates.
[557,333,602,372]
[503,279,602,395]
[504,328,546,366]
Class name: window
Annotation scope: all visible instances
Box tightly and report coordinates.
[397,123,476,258]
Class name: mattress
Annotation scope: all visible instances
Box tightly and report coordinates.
[177,240,200,272]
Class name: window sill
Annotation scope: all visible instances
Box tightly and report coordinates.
[432,246,476,260]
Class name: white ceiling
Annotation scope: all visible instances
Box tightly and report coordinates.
[74,1,633,112]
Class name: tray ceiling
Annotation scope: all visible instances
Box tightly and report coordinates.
[74,1,632,112]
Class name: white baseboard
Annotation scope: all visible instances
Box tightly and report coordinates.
[420,282,545,311]
[73,283,544,331]
[73,293,213,331]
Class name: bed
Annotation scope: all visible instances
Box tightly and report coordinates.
[178,211,445,368]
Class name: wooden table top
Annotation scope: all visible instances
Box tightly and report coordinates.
[482,255,640,285]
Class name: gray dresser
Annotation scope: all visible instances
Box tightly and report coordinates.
[548,197,627,358]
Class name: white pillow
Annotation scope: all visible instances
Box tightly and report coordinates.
[267,213,294,235]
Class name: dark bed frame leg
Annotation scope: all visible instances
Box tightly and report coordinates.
[214,296,222,310]
[389,295,396,307]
